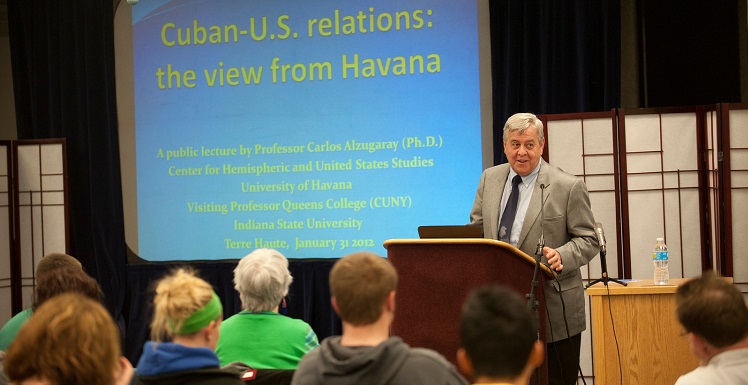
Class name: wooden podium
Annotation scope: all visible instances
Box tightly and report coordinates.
[587,278,708,385]
[384,238,551,383]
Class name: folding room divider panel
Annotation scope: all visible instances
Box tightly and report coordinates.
[4,139,69,318]
[542,104,748,384]
[618,107,704,281]
[0,141,12,325]
[720,104,748,293]
[540,107,748,282]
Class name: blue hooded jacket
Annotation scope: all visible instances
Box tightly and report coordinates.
[136,341,220,376]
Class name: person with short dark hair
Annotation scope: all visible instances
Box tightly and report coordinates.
[291,252,469,385]
[458,285,544,385]
[674,271,748,385]
[33,252,83,275]
[0,257,97,351]
[33,266,104,307]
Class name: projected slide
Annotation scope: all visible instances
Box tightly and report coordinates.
[132,0,483,261]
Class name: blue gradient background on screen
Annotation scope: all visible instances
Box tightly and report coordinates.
[133,0,482,261]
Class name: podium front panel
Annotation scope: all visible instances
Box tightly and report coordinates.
[385,239,547,384]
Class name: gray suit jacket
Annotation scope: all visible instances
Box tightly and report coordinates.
[470,161,598,341]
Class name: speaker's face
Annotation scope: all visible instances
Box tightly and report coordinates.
[503,126,544,177]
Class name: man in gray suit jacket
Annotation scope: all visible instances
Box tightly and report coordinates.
[470,112,598,385]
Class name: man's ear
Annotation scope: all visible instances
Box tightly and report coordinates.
[689,333,712,362]
[385,291,396,312]
[529,340,545,368]
[331,297,340,315]
[456,347,474,377]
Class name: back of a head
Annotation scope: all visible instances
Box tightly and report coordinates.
[233,248,293,312]
[676,271,748,348]
[5,292,121,385]
[35,252,82,276]
[151,267,222,341]
[330,252,398,325]
[33,266,103,309]
[460,285,537,379]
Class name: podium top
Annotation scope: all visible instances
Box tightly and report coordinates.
[383,238,552,277]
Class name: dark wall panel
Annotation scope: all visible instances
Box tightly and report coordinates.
[642,0,741,107]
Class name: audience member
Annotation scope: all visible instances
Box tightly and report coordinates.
[133,268,244,385]
[32,266,104,306]
[4,293,133,385]
[291,251,469,385]
[458,285,544,385]
[674,271,748,385]
[0,263,101,351]
[216,248,319,369]
[0,252,83,350]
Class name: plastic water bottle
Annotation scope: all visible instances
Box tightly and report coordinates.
[653,237,669,285]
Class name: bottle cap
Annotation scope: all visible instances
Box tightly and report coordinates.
[656,237,664,243]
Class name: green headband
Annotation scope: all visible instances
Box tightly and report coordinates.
[169,292,223,335]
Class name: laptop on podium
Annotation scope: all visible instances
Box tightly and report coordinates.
[417,225,484,239]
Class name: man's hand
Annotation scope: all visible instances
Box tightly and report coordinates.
[543,246,563,272]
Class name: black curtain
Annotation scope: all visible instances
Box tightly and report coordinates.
[640,0,740,107]
[7,0,621,363]
[7,0,127,332]
[489,0,621,165]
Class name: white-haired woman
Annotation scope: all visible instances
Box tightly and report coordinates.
[216,249,319,369]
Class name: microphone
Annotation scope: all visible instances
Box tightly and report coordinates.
[594,222,606,254]
[586,221,627,287]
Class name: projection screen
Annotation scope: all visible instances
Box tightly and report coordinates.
[117,0,492,261]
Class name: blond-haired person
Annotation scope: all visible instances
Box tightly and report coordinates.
[133,268,244,385]
[4,293,133,385]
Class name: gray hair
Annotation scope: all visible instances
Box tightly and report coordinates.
[502,112,544,144]
[233,248,293,312]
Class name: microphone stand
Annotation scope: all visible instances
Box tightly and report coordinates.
[586,246,627,287]
[526,235,543,385]
[527,235,543,328]
[526,184,547,385]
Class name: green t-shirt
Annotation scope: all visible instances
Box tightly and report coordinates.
[216,311,319,369]
[0,308,33,351]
